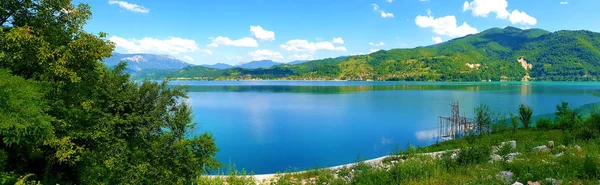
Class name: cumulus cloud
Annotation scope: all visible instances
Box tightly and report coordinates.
[509,10,537,25]
[386,0,393,3]
[109,36,200,54]
[108,0,149,13]
[380,11,394,18]
[207,36,258,48]
[280,39,347,53]
[462,0,510,18]
[371,3,379,11]
[415,11,478,38]
[463,0,537,25]
[369,49,381,54]
[248,49,284,61]
[203,49,213,55]
[560,1,568,4]
[432,36,443,44]
[289,54,314,61]
[369,42,385,47]
[184,55,194,62]
[250,26,275,41]
[332,37,344,44]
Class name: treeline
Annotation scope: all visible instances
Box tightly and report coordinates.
[0,1,217,184]
[138,27,600,81]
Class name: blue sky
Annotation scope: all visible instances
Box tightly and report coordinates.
[79,0,600,65]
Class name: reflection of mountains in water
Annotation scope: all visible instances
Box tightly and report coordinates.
[180,84,600,95]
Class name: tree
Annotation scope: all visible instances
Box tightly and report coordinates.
[518,104,533,128]
[475,104,492,134]
[1,0,218,184]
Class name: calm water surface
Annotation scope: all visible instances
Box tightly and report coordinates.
[170,81,600,174]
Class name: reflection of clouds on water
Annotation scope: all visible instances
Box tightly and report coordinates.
[246,95,271,144]
[416,129,438,142]
[380,137,393,145]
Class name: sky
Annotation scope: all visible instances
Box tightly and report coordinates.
[78,0,600,65]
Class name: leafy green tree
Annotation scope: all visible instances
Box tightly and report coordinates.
[0,0,218,184]
[475,104,492,134]
[518,104,533,128]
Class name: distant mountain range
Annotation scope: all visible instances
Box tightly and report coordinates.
[200,60,309,69]
[104,53,194,72]
[104,53,308,72]
[134,27,600,81]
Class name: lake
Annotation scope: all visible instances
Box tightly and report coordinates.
[170,81,600,174]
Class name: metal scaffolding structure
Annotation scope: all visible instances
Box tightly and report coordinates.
[438,102,475,141]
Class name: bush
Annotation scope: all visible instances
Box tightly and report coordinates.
[456,144,491,166]
[510,113,520,131]
[574,127,598,140]
[555,101,582,130]
[586,110,600,132]
[563,131,574,146]
[583,155,599,179]
[535,118,553,130]
[519,104,533,128]
[475,104,493,134]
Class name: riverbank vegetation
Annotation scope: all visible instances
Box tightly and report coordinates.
[201,102,600,185]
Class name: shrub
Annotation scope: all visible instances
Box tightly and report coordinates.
[563,131,574,146]
[491,113,511,133]
[456,144,491,166]
[583,155,599,179]
[574,127,598,140]
[555,101,582,130]
[475,104,493,134]
[510,113,520,131]
[535,118,553,130]
[519,104,533,128]
[586,110,600,132]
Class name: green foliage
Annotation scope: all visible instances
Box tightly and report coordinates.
[0,1,218,184]
[519,104,533,128]
[555,101,583,130]
[456,144,491,166]
[583,155,599,179]
[510,113,520,131]
[535,118,554,130]
[475,104,493,134]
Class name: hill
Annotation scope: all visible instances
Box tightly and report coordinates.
[135,27,600,81]
[201,63,234,69]
[104,53,194,72]
[237,60,282,69]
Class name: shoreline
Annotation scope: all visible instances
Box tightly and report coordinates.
[210,149,459,183]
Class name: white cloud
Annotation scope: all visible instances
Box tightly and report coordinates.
[463,0,537,25]
[250,26,275,41]
[289,54,314,61]
[248,49,284,61]
[509,10,537,25]
[369,42,386,47]
[332,37,344,44]
[369,49,380,53]
[371,3,379,11]
[419,0,429,2]
[227,56,244,61]
[560,1,568,5]
[462,0,509,19]
[108,0,149,13]
[184,55,194,62]
[415,12,478,38]
[109,36,200,54]
[432,36,443,44]
[380,11,394,18]
[280,39,347,53]
[207,36,258,48]
[203,49,213,55]
[386,0,393,3]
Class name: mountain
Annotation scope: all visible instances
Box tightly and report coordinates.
[135,27,600,81]
[237,60,282,69]
[288,60,309,65]
[104,53,193,72]
[201,63,234,69]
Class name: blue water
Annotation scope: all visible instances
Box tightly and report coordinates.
[172,81,600,174]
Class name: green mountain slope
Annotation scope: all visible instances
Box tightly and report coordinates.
[137,27,600,81]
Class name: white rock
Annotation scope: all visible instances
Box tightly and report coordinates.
[497,171,514,183]
[501,140,517,150]
[513,182,524,185]
[506,152,520,163]
[490,154,503,163]
[574,145,582,152]
[554,152,564,158]
[533,145,550,152]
